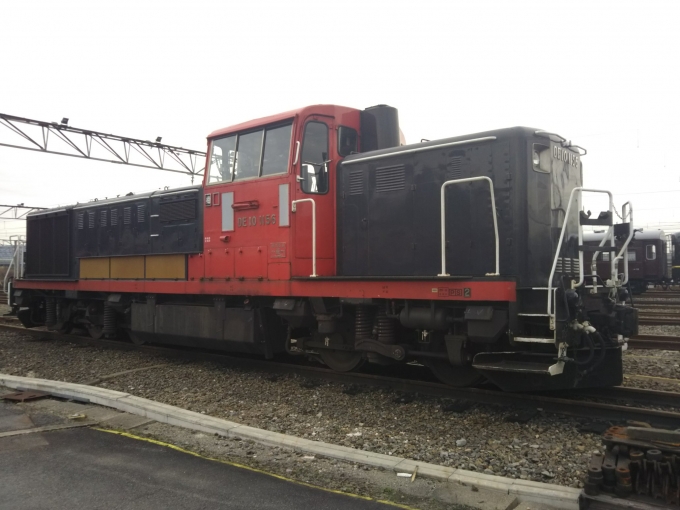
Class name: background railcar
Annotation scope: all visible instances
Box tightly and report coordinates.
[584,230,669,294]
[11,104,637,392]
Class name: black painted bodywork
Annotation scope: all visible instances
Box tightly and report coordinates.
[337,127,581,287]
[23,186,203,279]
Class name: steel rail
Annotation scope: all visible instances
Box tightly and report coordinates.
[628,334,680,350]
[635,310,680,317]
[566,386,680,409]
[638,317,680,326]
[2,323,680,429]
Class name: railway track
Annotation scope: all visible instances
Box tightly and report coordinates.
[628,334,680,350]
[2,321,680,429]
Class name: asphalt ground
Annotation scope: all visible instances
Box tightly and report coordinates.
[0,402,400,510]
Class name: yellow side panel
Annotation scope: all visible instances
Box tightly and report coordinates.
[145,254,186,280]
[79,258,110,279]
[110,256,145,279]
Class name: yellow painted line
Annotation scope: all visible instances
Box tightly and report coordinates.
[94,428,420,510]
[625,354,680,360]
[624,374,680,383]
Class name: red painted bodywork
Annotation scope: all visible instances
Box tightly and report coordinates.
[15,104,517,303]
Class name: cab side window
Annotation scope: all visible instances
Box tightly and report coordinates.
[338,126,358,157]
[646,244,656,260]
[300,122,329,194]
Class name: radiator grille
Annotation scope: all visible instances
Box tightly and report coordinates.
[349,171,363,195]
[375,165,405,193]
[159,199,196,223]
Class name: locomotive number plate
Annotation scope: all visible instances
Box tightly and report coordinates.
[237,214,276,227]
[433,287,471,298]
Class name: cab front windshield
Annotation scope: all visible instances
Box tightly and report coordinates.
[207,123,293,184]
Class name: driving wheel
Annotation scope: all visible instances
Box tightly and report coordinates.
[87,324,105,340]
[424,358,485,387]
[319,349,364,372]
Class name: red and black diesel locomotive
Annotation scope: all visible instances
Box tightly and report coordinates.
[11,104,638,391]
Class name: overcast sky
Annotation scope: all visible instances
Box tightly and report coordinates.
[1,0,679,239]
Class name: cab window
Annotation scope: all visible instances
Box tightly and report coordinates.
[300,121,329,194]
[234,130,263,181]
[208,135,236,183]
[338,126,358,157]
[646,244,656,260]
[261,124,293,177]
[207,122,293,184]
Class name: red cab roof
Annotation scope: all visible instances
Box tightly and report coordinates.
[207,104,360,139]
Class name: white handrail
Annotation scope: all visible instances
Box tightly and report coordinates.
[438,176,499,277]
[547,187,616,324]
[291,198,317,277]
[617,202,634,286]
[3,238,25,297]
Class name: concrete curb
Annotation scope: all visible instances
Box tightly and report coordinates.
[1,374,581,509]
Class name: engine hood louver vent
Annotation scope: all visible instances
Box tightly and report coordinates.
[375,165,405,193]
[349,171,363,195]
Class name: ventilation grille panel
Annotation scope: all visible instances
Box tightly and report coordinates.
[555,257,580,275]
[446,156,463,180]
[137,204,146,223]
[349,171,363,195]
[110,209,118,226]
[160,199,196,223]
[77,213,84,230]
[88,212,95,229]
[100,210,107,227]
[123,207,131,225]
[375,165,405,193]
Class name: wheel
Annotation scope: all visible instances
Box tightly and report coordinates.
[87,324,104,340]
[54,322,73,334]
[424,358,485,387]
[318,349,364,372]
[128,331,146,346]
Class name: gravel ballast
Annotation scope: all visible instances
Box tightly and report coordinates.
[1,328,679,489]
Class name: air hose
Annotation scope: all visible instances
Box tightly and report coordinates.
[574,331,595,367]
[579,332,607,376]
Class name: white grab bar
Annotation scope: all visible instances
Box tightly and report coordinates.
[291,198,317,277]
[438,176,499,277]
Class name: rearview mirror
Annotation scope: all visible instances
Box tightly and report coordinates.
[301,163,319,193]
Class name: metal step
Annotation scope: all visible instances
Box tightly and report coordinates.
[513,336,554,344]
[472,359,554,374]
[473,352,556,375]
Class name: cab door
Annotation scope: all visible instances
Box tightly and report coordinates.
[292,116,336,277]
